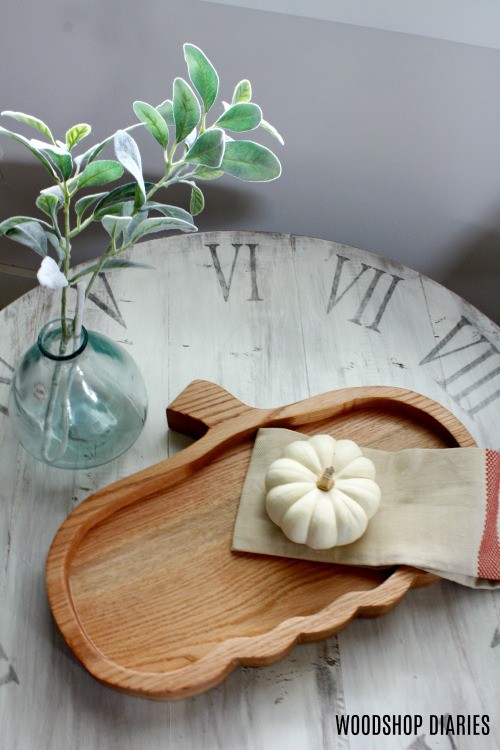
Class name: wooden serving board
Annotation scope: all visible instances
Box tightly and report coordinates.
[46,380,475,701]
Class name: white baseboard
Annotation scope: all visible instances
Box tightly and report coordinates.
[0,263,37,279]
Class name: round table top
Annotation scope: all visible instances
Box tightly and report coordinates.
[0,231,499,750]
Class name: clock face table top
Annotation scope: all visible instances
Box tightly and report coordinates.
[0,232,499,744]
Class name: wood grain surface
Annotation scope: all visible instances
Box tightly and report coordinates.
[46,381,474,700]
[0,232,499,747]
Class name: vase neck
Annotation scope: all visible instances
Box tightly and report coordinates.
[38,319,88,361]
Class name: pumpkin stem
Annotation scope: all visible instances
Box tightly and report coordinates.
[317,466,335,491]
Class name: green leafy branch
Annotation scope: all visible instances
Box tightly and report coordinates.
[0,43,283,338]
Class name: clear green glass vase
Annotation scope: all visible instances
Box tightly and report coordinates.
[9,319,148,469]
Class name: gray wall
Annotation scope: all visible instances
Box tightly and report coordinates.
[1,0,499,322]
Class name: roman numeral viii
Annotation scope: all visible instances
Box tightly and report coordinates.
[420,315,500,416]
[207,243,263,302]
[327,255,404,332]
[0,355,14,416]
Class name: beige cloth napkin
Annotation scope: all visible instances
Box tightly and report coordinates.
[232,428,500,589]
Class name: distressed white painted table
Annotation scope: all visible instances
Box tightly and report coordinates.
[0,232,499,750]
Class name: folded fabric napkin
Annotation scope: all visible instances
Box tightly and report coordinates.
[232,428,500,589]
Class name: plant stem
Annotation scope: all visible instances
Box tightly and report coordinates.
[76,155,184,297]
[73,281,86,350]
[145,158,186,203]
[41,362,64,463]
[60,288,67,340]
[70,214,93,238]
[60,182,72,348]
[42,288,84,464]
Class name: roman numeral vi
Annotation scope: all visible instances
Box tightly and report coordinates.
[207,243,263,302]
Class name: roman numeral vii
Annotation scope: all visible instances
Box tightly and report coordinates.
[327,255,403,332]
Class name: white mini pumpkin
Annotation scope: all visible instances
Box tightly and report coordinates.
[265,435,381,549]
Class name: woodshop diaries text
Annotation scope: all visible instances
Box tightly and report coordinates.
[335,714,490,736]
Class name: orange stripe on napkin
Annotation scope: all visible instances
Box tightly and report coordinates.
[478,450,500,579]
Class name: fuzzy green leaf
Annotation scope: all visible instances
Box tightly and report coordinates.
[4,220,48,256]
[71,257,154,282]
[193,165,224,181]
[173,78,201,143]
[75,137,112,168]
[1,111,55,144]
[156,100,174,126]
[185,128,224,167]
[130,216,197,243]
[143,202,193,224]
[231,80,252,104]
[55,152,74,181]
[46,232,65,261]
[66,123,91,151]
[215,103,261,133]
[0,126,58,178]
[183,43,219,113]
[122,210,148,245]
[75,192,107,220]
[114,130,146,200]
[74,124,142,169]
[70,160,124,192]
[133,101,169,148]
[98,258,154,271]
[30,140,73,180]
[36,193,60,223]
[260,118,284,145]
[101,215,133,237]
[40,185,64,203]
[0,216,44,234]
[92,182,154,219]
[189,184,204,216]
[221,140,281,182]
[93,200,134,221]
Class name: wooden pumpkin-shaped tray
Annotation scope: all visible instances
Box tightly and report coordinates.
[46,380,475,700]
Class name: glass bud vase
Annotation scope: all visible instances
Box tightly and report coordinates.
[9,319,148,469]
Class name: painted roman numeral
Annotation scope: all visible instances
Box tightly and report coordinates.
[206,244,263,302]
[0,642,19,687]
[0,665,19,687]
[327,255,403,332]
[407,731,458,750]
[491,627,500,648]
[87,273,126,327]
[407,737,434,750]
[419,315,500,416]
[0,355,14,417]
